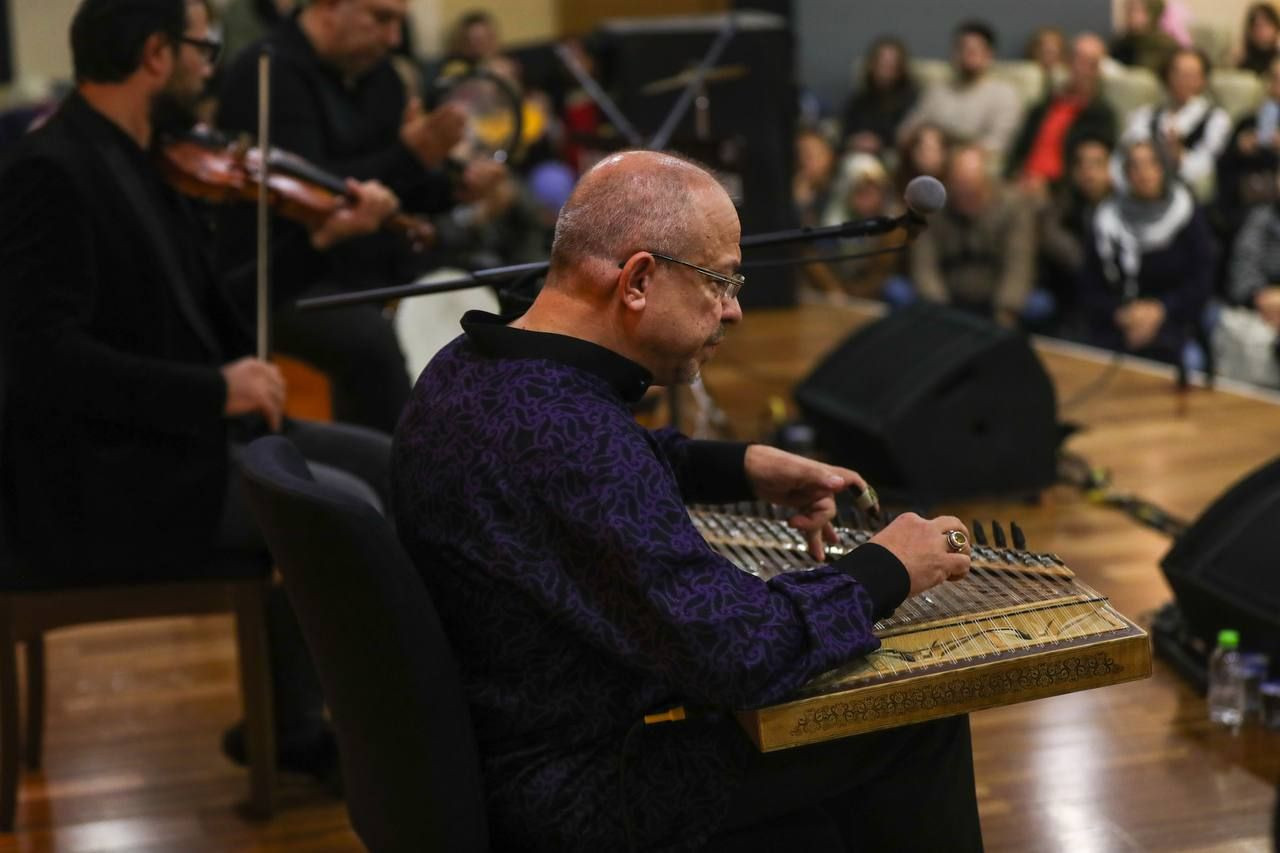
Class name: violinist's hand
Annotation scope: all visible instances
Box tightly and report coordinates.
[401,98,467,169]
[222,357,285,432]
[744,445,873,561]
[310,179,399,250]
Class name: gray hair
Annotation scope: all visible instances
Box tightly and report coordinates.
[549,151,720,272]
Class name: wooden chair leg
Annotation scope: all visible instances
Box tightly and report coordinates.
[22,635,44,771]
[0,602,19,832]
[232,582,276,819]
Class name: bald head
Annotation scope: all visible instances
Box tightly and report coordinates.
[549,150,729,277]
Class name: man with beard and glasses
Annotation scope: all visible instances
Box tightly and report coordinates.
[897,20,1024,166]
[0,0,405,785]
[392,150,984,851]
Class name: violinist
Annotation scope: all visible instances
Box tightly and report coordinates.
[217,0,496,432]
[0,0,396,784]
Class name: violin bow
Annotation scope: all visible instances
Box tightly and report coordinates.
[256,47,272,360]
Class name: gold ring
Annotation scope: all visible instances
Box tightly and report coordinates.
[944,529,969,553]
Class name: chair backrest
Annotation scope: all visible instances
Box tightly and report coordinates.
[239,436,488,853]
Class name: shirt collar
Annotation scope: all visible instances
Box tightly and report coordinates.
[461,310,653,403]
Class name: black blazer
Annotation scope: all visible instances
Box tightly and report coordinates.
[0,93,251,585]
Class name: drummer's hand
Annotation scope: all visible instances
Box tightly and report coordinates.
[400,98,467,168]
[309,179,399,250]
[744,445,872,561]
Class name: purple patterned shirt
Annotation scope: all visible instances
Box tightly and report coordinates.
[392,311,908,851]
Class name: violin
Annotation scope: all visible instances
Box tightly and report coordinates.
[157,130,436,251]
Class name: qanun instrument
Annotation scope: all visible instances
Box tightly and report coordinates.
[690,507,1152,752]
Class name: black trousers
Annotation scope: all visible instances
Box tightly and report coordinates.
[272,297,411,434]
[707,715,983,852]
[219,418,393,737]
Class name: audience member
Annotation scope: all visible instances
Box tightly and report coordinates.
[1110,0,1179,74]
[818,153,901,299]
[841,36,919,157]
[1035,135,1116,333]
[1217,55,1280,240]
[894,122,950,195]
[908,145,1036,326]
[1007,33,1116,193]
[1082,140,1214,362]
[794,128,837,228]
[1115,47,1231,200]
[1227,193,1280,316]
[897,21,1023,164]
[1238,2,1280,75]
[1026,26,1069,96]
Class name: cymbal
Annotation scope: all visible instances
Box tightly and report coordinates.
[638,64,749,96]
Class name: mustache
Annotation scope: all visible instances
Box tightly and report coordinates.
[706,326,726,346]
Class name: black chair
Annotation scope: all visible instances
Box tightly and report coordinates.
[238,435,488,853]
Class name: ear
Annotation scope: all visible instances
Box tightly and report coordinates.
[139,31,174,80]
[617,252,657,313]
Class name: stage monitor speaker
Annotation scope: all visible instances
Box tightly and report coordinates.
[1160,457,1280,669]
[793,303,1061,504]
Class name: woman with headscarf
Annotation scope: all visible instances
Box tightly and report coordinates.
[1110,0,1179,73]
[1082,139,1215,362]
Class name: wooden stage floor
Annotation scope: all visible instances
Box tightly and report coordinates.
[5,302,1280,851]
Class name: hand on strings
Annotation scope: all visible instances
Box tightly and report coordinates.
[221,357,286,432]
[869,513,971,597]
[743,444,871,561]
[400,98,467,169]
[310,179,400,250]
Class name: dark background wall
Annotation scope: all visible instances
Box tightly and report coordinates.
[0,0,11,85]
[794,0,1113,109]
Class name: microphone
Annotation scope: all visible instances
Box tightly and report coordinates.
[295,177,947,311]
[740,176,946,250]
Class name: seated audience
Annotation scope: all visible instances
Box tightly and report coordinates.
[1227,193,1280,318]
[1026,26,1069,96]
[817,153,902,300]
[1216,56,1280,241]
[793,128,837,228]
[841,36,919,157]
[908,145,1036,326]
[1115,47,1231,200]
[894,122,950,195]
[1238,2,1280,75]
[1035,135,1116,334]
[897,20,1023,164]
[1007,32,1116,193]
[1110,0,1179,73]
[1082,140,1214,362]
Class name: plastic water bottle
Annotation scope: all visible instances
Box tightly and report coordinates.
[1208,629,1246,728]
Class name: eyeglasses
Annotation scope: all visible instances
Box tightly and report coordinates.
[179,36,222,65]
[623,251,745,301]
